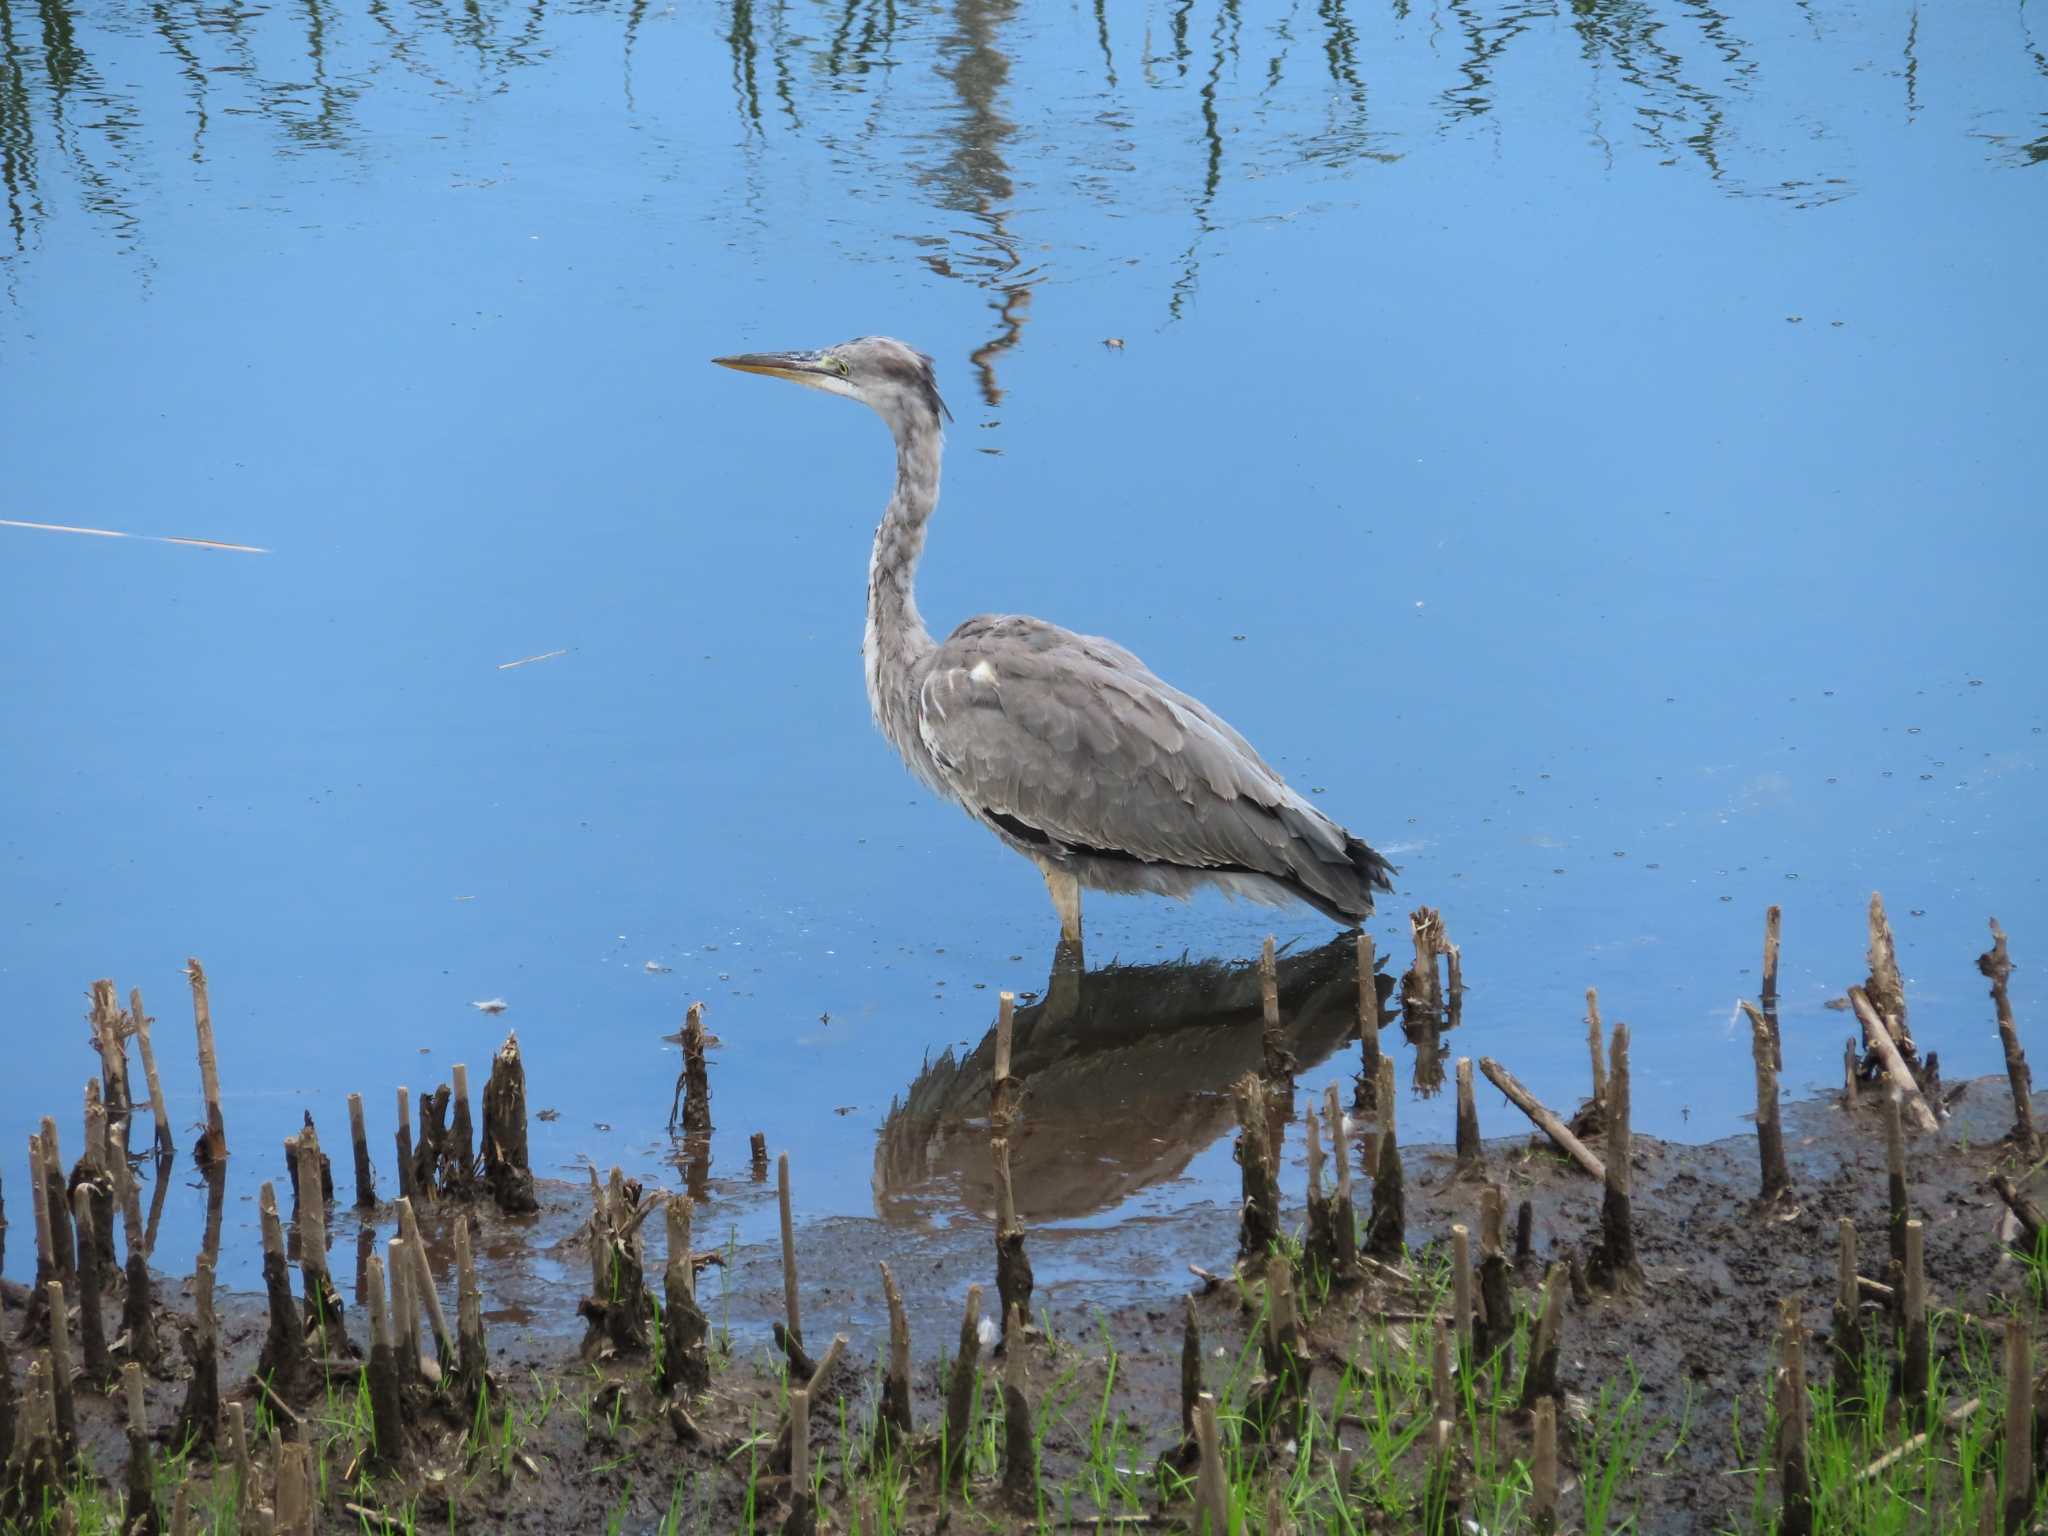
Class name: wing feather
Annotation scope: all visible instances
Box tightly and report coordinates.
[916,615,1378,910]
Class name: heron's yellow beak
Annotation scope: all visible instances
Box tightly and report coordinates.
[712,350,837,384]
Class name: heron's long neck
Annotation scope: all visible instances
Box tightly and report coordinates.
[865,407,942,768]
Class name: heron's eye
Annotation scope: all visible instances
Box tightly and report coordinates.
[827,356,850,377]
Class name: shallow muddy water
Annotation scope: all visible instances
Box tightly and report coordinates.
[2,0,2044,1290]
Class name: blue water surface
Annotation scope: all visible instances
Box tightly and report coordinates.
[2,0,2044,1288]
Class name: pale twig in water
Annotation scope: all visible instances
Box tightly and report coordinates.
[0,517,269,553]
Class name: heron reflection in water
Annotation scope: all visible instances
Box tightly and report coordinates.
[873,934,1396,1226]
[715,337,1395,953]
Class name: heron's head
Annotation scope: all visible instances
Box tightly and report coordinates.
[712,335,950,432]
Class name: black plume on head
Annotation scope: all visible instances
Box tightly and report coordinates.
[912,349,953,425]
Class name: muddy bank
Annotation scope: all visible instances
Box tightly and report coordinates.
[9,1068,2048,1533]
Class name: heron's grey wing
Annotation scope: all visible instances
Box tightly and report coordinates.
[917,616,1384,909]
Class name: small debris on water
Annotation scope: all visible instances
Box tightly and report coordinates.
[497,648,569,671]
[835,1105,857,1116]
[537,1108,560,1122]
[819,1012,831,1025]
[594,1122,612,1132]
[472,998,509,1014]
[644,961,673,974]
[1102,337,1124,349]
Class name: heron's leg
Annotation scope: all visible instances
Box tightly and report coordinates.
[1039,865,1083,947]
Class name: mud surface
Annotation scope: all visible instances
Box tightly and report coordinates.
[10,1071,2044,1533]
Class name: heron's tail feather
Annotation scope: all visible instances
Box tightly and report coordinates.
[1346,836,1398,900]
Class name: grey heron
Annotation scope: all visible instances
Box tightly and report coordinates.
[713,336,1395,948]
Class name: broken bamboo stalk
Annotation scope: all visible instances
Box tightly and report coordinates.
[173,1254,218,1453]
[1991,1174,2047,1252]
[1479,1057,1605,1180]
[1885,1090,1911,1289]
[40,1117,75,1291]
[1403,907,1444,1019]
[1193,1393,1230,1536]
[69,1188,110,1387]
[1762,904,1783,1068]
[276,1440,312,1536]
[348,1093,375,1209]
[1902,1218,1929,1408]
[1259,1253,1309,1445]
[131,986,173,1159]
[1324,1083,1359,1274]
[1851,987,1937,1131]
[115,1157,158,1369]
[295,1129,342,1330]
[992,1134,1033,1344]
[1586,988,1607,1106]
[454,1214,488,1401]
[1832,1218,1864,1408]
[256,1187,311,1400]
[1518,1262,1567,1409]
[1367,1053,1404,1258]
[121,1361,152,1534]
[992,991,1017,1132]
[395,1086,414,1202]
[1302,1104,1336,1275]
[363,1252,406,1470]
[770,1335,845,1477]
[24,1131,54,1340]
[449,1062,477,1196]
[224,1401,252,1522]
[1258,935,1287,1079]
[1355,931,1380,1110]
[660,1195,710,1397]
[1001,1304,1036,1507]
[675,1003,711,1136]
[388,1237,422,1388]
[776,1152,812,1376]
[1778,1297,1812,1536]
[1843,1037,1860,1109]
[395,1198,453,1364]
[942,1286,984,1490]
[1475,1186,1513,1366]
[1454,1057,1482,1180]
[186,958,226,1165]
[876,1261,913,1449]
[1743,1001,1793,1203]
[2004,1316,2033,1535]
[1232,1073,1279,1259]
[1864,891,1913,1055]
[784,1385,815,1535]
[1980,920,2035,1155]
[1451,1223,1473,1364]
[1591,1022,1642,1291]
[1531,1395,1558,1534]
[482,1032,539,1213]
[46,1278,77,1464]
[89,979,133,1138]
[15,1358,57,1512]
[1431,1314,1454,1425]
